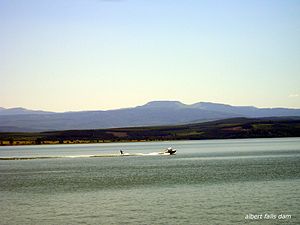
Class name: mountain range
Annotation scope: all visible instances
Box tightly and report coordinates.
[0,101,300,132]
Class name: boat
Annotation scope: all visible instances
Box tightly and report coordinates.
[161,147,176,155]
[119,147,176,156]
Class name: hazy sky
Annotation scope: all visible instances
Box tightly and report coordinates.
[1,0,299,112]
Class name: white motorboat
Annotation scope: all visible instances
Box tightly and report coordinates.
[161,147,176,155]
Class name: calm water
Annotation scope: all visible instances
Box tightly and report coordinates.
[0,138,299,225]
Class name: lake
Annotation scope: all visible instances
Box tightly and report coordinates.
[0,138,299,224]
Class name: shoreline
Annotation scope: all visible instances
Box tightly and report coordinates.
[1,136,300,147]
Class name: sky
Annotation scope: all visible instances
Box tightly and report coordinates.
[0,0,299,112]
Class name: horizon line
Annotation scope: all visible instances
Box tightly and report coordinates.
[1,100,300,113]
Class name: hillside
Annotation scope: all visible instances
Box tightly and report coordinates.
[1,117,299,145]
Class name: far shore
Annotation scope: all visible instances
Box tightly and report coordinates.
[1,136,300,147]
[1,117,300,146]
[0,139,157,146]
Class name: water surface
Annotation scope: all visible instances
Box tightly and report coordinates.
[0,138,299,224]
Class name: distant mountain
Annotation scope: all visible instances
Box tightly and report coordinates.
[191,102,300,117]
[0,107,53,116]
[140,101,186,109]
[0,101,300,132]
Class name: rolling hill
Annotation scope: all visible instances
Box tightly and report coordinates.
[1,117,299,145]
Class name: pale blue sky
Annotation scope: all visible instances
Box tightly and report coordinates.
[0,0,299,111]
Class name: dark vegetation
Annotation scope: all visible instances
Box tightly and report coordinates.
[0,117,300,146]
